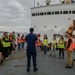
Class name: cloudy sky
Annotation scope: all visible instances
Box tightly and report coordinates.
[0,0,62,33]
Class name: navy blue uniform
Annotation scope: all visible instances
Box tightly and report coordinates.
[26,33,37,67]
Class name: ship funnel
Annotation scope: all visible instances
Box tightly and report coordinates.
[45,0,51,5]
[65,0,71,3]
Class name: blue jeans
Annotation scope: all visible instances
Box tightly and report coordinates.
[18,43,21,50]
[22,42,25,49]
[50,47,56,56]
[36,46,40,52]
[44,46,47,55]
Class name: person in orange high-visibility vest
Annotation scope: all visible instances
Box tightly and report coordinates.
[17,33,21,50]
[36,35,41,53]
[21,34,25,50]
[9,33,13,54]
[72,35,75,61]
[65,33,74,69]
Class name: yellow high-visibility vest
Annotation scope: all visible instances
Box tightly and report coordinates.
[59,39,65,48]
[43,39,48,46]
[2,36,10,47]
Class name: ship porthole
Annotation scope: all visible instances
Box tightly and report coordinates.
[44,26,46,28]
[68,18,70,20]
[55,26,57,28]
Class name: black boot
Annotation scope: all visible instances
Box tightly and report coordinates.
[0,60,3,65]
[34,67,38,72]
[27,67,30,72]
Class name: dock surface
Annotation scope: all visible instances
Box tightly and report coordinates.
[0,50,75,75]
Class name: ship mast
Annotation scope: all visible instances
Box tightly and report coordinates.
[34,0,35,7]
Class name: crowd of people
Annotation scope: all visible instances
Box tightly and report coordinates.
[0,31,26,65]
[26,28,75,72]
[0,28,75,72]
[36,33,75,68]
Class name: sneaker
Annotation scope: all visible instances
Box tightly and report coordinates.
[34,68,38,72]
[5,57,9,60]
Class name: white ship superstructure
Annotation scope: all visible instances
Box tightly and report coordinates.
[31,0,75,38]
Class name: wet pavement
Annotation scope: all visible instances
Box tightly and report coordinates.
[0,50,75,75]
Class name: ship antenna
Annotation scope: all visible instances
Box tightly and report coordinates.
[34,0,35,7]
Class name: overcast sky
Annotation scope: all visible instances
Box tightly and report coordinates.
[0,0,63,33]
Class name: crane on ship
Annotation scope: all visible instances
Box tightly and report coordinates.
[67,20,75,34]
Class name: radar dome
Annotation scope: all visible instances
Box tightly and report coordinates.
[45,0,51,5]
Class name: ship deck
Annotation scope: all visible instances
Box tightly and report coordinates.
[0,50,75,75]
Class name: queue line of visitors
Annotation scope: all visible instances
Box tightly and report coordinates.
[0,32,26,65]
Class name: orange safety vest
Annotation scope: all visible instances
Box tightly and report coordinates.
[36,39,41,46]
[67,38,74,51]
[9,36,13,44]
[17,37,21,43]
[21,37,25,42]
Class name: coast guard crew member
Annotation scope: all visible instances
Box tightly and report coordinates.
[25,28,38,72]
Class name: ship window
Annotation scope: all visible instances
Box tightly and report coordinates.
[60,11,62,14]
[55,11,59,15]
[36,13,38,16]
[69,11,71,14]
[32,13,35,16]
[72,10,75,14]
[68,18,70,20]
[47,12,51,15]
[63,11,68,14]
[52,12,54,15]
[44,12,46,15]
[38,13,39,16]
[40,12,44,15]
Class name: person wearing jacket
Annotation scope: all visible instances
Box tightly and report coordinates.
[65,33,74,68]
[2,32,10,59]
[17,33,21,50]
[21,34,25,50]
[9,33,13,54]
[58,35,65,59]
[36,35,41,53]
[43,35,48,55]
[0,39,3,64]
[25,28,38,72]
[12,31,16,50]
[50,35,57,57]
